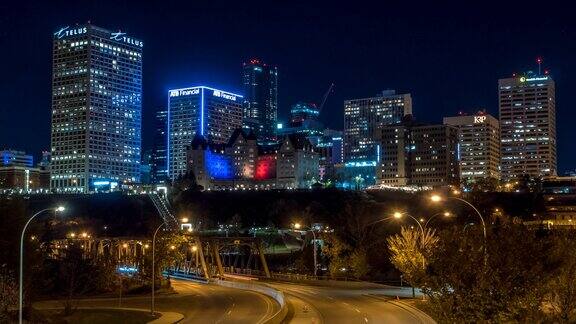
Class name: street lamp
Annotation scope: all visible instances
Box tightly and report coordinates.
[292,222,318,277]
[430,193,488,266]
[19,206,65,324]
[392,212,425,239]
[429,194,486,240]
[423,211,452,229]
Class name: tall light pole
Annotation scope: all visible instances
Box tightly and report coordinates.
[391,212,427,299]
[430,194,487,266]
[393,212,425,239]
[293,222,318,277]
[151,222,165,315]
[19,206,65,324]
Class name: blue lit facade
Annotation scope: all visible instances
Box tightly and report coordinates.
[168,86,243,180]
[277,102,324,137]
[1,150,33,167]
[50,24,143,192]
[205,150,234,180]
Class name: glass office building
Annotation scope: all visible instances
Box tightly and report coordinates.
[242,59,278,143]
[167,86,243,180]
[152,109,168,183]
[50,24,143,192]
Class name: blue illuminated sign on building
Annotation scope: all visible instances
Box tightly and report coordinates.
[54,26,87,39]
[110,31,143,47]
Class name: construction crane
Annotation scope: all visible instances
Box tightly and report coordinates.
[317,83,334,115]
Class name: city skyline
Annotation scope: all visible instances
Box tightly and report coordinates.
[1,2,575,173]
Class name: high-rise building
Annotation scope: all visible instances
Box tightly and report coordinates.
[242,59,278,143]
[499,72,556,180]
[152,109,168,182]
[444,112,500,182]
[342,90,412,187]
[1,150,33,167]
[168,86,243,180]
[50,24,143,192]
[378,117,459,188]
[344,90,412,164]
[277,102,324,137]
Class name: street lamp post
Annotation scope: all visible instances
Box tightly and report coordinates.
[19,206,65,324]
[391,212,427,299]
[423,212,452,229]
[431,194,487,266]
[293,223,318,278]
[151,222,165,315]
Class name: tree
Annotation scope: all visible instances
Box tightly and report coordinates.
[57,245,98,315]
[0,268,17,322]
[548,233,576,322]
[422,225,550,323]
[387,227,438,296]
[322,234,351,278]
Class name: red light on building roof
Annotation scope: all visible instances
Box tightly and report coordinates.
[544,70,549,75]
[537,57,543,64]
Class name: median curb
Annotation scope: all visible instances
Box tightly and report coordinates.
[33,306,184,324]
[214,279,288,324]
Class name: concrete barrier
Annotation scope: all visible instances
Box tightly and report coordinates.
[214,279,288,324]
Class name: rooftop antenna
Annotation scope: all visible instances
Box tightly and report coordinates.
[537,57,543,75]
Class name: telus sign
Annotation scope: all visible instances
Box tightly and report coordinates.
[110,32,144,47]
[54,26,87,39]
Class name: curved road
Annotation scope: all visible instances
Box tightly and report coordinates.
[270,282,435,324]
[35,279,279,323]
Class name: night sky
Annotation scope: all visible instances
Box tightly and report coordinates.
[1,1,574,173]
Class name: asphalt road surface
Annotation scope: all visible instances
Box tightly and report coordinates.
[35,279,279,324]
[270,281,435,324]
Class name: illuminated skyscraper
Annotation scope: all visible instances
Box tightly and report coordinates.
[167,86,243,180]
[152,109,168,182]
[499,72,556,180]
[50,24,143,192]
[344,90,412,164]
[242,59,278,143]
[444,112,500,182]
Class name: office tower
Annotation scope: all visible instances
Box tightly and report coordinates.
[378,117,459,187]
[277,102,324,137]
[242,59,278,143]
[444,112,500,182]
[1,149,33,167]
[50,24,143,192]
[152,109,168,182]
[499,72,556,180]
[168,86,243,180]
[344,90,412,164]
